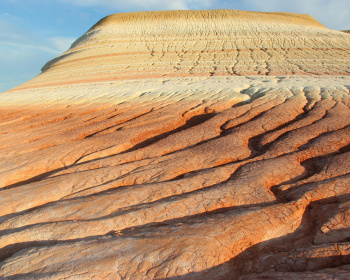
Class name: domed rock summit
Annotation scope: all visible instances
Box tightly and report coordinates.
[0,10,350,279]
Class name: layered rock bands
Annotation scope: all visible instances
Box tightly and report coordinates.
[0,10,350,279]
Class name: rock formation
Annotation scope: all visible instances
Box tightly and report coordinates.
[0,10,349,279]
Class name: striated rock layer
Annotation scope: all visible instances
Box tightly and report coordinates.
[13,9,350,91]
[0,10,350,280]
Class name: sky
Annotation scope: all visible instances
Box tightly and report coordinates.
[1,0,349,92]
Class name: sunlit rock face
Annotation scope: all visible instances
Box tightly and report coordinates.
[14,9,350,90]
[0,10,350,280]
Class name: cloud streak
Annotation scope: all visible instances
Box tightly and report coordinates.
[0,14,76,92]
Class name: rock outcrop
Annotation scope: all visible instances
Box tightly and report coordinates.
[0,10,349,279]
[13,9,350,91]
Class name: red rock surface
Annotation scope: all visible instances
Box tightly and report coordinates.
[0,10,349,279]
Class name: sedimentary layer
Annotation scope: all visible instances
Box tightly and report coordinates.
[13,10,350,91]
[0,9,350,280]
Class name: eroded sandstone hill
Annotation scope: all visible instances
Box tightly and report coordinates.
[0,10,350,279]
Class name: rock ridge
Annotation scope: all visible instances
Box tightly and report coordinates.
[9,9,349,91]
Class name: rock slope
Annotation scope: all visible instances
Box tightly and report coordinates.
[0,10,350,279]
[13,9,350,91]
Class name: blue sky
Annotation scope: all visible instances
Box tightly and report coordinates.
[1,0,349,92]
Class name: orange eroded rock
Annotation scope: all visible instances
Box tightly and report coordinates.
[0,9,349,280]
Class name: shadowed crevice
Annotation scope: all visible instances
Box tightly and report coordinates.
[0,201,276,265]
[83,107,154,139]
[0,234,107,264]
[247,110,308,155]
[161,195,350,279]
[119,112,216,154]
[0,112,216,191]
[0,167,67,191]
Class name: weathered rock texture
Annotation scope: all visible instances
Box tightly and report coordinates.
[0,10,350,280]
[13,9,350,91]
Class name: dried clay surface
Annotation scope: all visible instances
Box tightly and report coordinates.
[0,9,350,280]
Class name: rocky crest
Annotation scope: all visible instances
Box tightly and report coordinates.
[0,10,350,279]
[14,9,350,91]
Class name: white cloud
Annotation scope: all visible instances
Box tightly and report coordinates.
[47,36,76,53]
[0,41,58,92]
[2,12,24,22]
[0,14,76,55]
[57,0,215,11]
[0,16,76,92]
[242,0,350,30]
